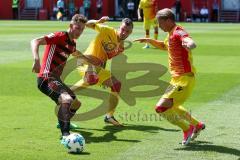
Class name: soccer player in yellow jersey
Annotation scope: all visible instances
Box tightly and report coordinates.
[72,16,133,126]
[138,0,158,49]
[134,8,205,145]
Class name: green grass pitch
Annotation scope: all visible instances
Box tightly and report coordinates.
[0,20,240,160]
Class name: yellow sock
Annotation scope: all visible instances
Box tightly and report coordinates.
[161,108,189,131]
[174,105,199,126]
[107,92,119,117]
[145,34,150,46]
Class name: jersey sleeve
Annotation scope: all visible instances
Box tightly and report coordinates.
[174,29,190,41]
[94,24,105,32]
[44,32,65,45]
[95,24,114,34]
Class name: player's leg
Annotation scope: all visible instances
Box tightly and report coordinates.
[155,98,194,145]
[155,78,196,145]
[102,76,122,126]
[54,79,81,137]
[143,19,150,49]
[153,18,158,40]
[154,26,158,40]
[57,97,81,134]
[97,68,122,126]
[171,75,205,140]
[155,98,189,131]
[71,65,98,92]
[174,105,199,126]
[58,78,82,129]
[57,95,81,146]
[68,65,99,129]
[171,75,198,124]
[174,105,205,141]
[62,82,81,120]
[57,92,75,136]
[37,77,81,136]
[56,100,81,130]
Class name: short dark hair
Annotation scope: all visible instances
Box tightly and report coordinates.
[156,8,175,21]
[122,18,134,28]
[71,14,88,24]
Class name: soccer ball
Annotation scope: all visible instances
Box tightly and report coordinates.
[65,133,85,153]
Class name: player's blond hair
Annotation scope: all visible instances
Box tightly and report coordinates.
[156,8,175,21]
[71,14,87,25]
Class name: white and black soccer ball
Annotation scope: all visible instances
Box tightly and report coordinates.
[65,133,85,153]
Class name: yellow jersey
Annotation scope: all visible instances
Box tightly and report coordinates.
[138,0,157,20]
[84,24,124,63]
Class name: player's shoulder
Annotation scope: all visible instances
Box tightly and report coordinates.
[54,31,67,37]
[99,24,115,33]
[173,26,189,37]
[46,31,67,38]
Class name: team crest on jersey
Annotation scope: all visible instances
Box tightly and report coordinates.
[102,41,124,59]
[102,41,117,52]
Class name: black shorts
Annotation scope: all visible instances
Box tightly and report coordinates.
[37,77,76,104]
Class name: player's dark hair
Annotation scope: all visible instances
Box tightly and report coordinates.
[122,18,134,28]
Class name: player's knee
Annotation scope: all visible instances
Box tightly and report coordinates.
[111,81,121,93]
[84,72,99,85]
[155,105,170,113]
[58,92,73,104]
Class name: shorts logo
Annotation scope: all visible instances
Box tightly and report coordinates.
[178,86,183,91]
[48,80,62,91]
[59,52,69,58]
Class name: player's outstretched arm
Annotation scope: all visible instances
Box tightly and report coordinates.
[72,50,84,57]
[73,50,103,67]
[182,37,197,50]
[86,16,109,29]
[133,38,167,50]
[31,37,47,73]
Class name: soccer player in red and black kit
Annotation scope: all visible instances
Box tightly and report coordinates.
[31,14,87,144]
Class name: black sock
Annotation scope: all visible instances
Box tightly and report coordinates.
[58,103,72,136]
[58,120,70,136]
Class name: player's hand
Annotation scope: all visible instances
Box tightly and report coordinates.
[99,16,109,23]
[32,59,41,73]
[133,38,150,43]
[182,40,189,50]
[182,37,196,50]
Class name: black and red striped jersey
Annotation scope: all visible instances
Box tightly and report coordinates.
[38,31,76,78]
